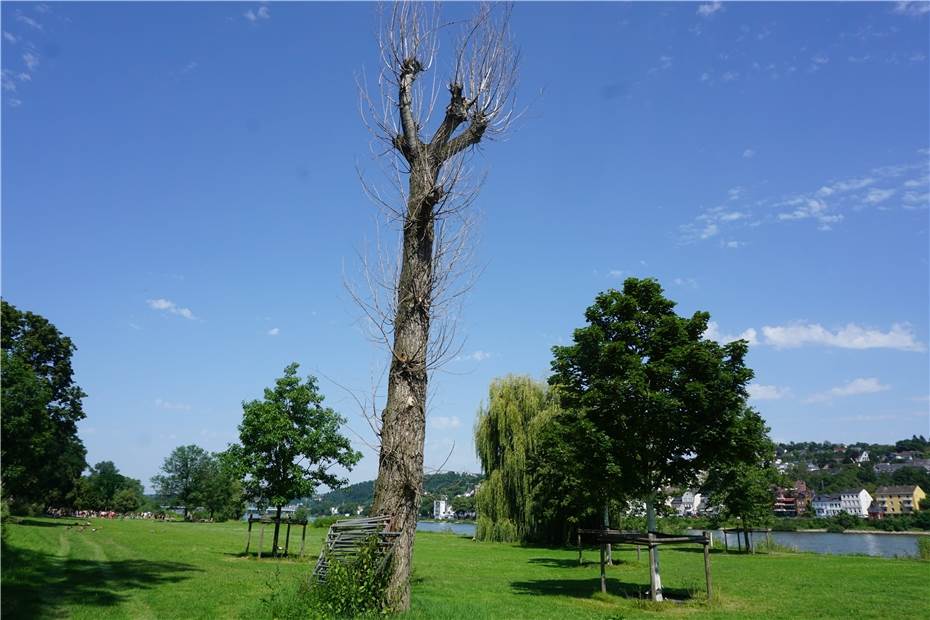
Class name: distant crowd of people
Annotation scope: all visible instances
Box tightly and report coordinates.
[46,508,171,520]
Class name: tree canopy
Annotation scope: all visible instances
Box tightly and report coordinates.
[234,363,361,551]
[151,445,212,518]
[548,278,755,508]
[1,300,87,508]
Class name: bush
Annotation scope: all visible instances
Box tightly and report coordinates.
[917,537,930,561]
[311,515,340,529]
[262,535,390,618]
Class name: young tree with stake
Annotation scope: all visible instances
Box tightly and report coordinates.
[549,278,754,601]
[235,363,360,555]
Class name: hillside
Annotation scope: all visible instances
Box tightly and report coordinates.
[306,471,482,515]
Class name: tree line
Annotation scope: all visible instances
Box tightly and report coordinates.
[2,300,361,557]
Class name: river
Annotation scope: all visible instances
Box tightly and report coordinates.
[689,529,922,558]
[415,521,924,558]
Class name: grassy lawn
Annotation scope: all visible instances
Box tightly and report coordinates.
[2,517,928,619]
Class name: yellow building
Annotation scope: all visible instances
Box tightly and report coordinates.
[874,485,926,515]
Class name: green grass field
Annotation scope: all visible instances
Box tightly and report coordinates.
[2,517,928,619]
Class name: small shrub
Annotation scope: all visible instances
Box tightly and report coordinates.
[311,515,340,529]
[825,523,844,534]
[262,535,390,619]
[917,537,930,561]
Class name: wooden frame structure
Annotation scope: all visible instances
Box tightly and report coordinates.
[720,527,772,554]
[244,515,309,559]
[578,528,713,602]
[312,515,400,582]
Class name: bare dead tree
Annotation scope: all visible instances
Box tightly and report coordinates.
[351,1,519,609]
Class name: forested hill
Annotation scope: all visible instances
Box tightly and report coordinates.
[306,471,482,515]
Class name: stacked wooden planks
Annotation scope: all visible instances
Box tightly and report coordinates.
[312,515,400,581]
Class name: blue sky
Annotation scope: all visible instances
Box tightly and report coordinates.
[2,2,928,490]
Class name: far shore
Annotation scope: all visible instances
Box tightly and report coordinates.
[787,528,930,536]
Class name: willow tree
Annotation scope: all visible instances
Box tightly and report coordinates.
[474,376,553,542]
[352,2,519,609]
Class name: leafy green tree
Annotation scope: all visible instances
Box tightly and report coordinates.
[200,450,245,521]
[549,278,754,599]
[703,408,777,550]
[113,487,143,514]
[151,445,212,519]
[474,376,555,542]
[450,494,475,514]
[235,363,361,554]
[1,301,88,508]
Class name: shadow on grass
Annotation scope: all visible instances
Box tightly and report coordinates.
[11,518,82,528]
[223,550,315,561]
[528,556,629,569]
[511,577,695,601]
[1,541,201,618]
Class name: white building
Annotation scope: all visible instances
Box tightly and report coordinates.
[812,494,843,517]
[855,451,870,464]
[433,499,454,520]
[839,489,873,517]
[670,490,703,516]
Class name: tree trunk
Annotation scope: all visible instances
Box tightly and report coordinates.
[603,502,612,565]
[742,519,751,554]
[371,162,436,610]
[646,498,663,602]
[272,506,282,556]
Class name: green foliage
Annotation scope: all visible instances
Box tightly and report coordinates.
[311,515,340,529]
[263,536,390,619]
[151,445,212,518]
[234,364,361,513]
[548,279,754,515]
[702,408,777,528]
[917,537,930,561]
[474,375,555,542]
[200,449,246,521]
[112,488,143,514]
[1,301,87,508]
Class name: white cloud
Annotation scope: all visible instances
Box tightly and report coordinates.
[608,269,625,279]
[742,148,755,159]
[748,384,790,400]
[697,2,723,17]
[3,31,18,43]
[155,398,192,411]
[429,416,461,430]
[893,1,930,16]
[22,52,39,72]
[244,5,271,22]
[761,322,925,351]
[723,240,746,249]
[673,277,698,289]
[1,69,17,92]
[864,188,895,204]
[267,327,280,336]
[704,321,758,345]
[721,70,739,82]
[179,61,198,75]
[465,350,491,362]
[146,298,197,320]
[804,377,890,404]
[16,14,43,30]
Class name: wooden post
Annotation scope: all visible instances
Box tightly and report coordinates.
[766,529,772,552]
[599,542,607,594]
[284,520,292,557]
[648,533,658,602]
[723,530,728,553]
[299,522,307,558]
[245,516,253,555]
[736,529,742,553]
[578,531,582,565]
[257,521,265,559]
[749,529,755,555]
[636,544,641,562]
[703,531,713,601]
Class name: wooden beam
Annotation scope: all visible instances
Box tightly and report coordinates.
[703,531,713,601]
